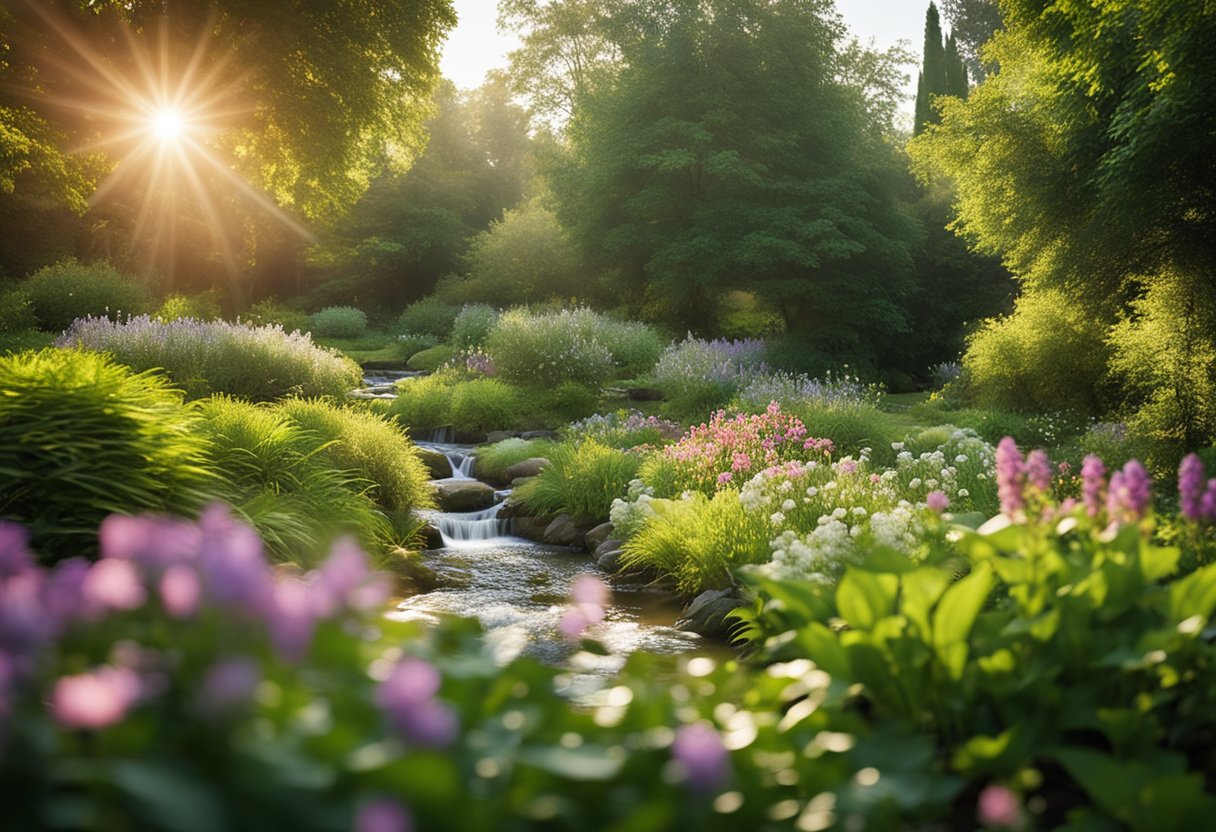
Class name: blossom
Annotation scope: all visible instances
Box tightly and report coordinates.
[1178,454,1205,522]
[198,657,261,713]
[995,437,1025,516]
[926,491,950,513]
[976,784,1023,828]
[672,721,729,793]
[1025,449,1052,493]
[375,658,457,748]
[81,558,147,618]
[1081,455,1107,519]
[356,798,414,832]
[159,565,200,619]
[1107,460,1151,524]
[560,575,609,638]
[51,666,141,730]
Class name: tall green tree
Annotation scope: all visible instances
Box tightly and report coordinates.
[546,0,919,363]
[915,2,968,135]
[940,0,1002,81]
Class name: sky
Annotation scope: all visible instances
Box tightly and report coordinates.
[439,0,930,115]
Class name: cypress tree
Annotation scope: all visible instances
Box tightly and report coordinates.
[915,2,970,135]
[945,34,970,98]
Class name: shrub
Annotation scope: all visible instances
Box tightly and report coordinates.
[512,440,643,525]
[396,298,459,339]
[154,290,223,322]
[485,307,615,388]
[406,345,455,372]
[0,349,213,559]
[784,400,907,467]
[25,259,150,332]
[567,410,684,449]
[0,329,56,355]
[736,369,882,412]
[449,304,500,352]
[653,336,767,418]
[397,332,440,359]
[0,285,36,332]
[276,399,434,515]
[57,315,361,401]
[242,299,310,334]
[530,380,601,426]
[474,437,562,482]
[596,318,666,378]
[447,379,525,434]
[308,306,368,338]
[963,287,1112,414]
[387,374,455,431]
[197,396,394,560]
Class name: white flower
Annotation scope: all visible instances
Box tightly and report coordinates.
[832,507,847,520]
[958,488,970,498]
[770,512,785,525]
[805,486,819,497]
[909,477,922,489]
[852,507,868,517]
[891,442,905,451]
[781,499,796,512]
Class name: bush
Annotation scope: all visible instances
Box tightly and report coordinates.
[449,304,500,352]
[387,374,455,431]
[397,331,440,359]
[406,344,455,372]
[512,440,644,525]
[0,329,56,355]
[242,299,310,334]
[56,315,361,402]
[154,290,223,322]
[485,307,614,388]
[474,437,562,482]
[653,336,767,418]
[447,379,525,434]
[784,401,907,467]
[0,349,212,559]
[529,381,601,427]
[277,399,434,515]
[25,259,150,332]
[596,318,666,378]
[197,396,394,560]
[567,410,684,449]
[308,306,368,339]
[396,298,459,339]
[963,288,1112,414]
[0,285,36,332]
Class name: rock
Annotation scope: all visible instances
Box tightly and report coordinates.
[510,477,535,489]
[627,387,665,401]
[520,429,560,440]
[593,538,622,560]
[419,521,444,550]
[584,522,615,552]
[543,513,585,547]
[394,554,473,592]
[512,516,549,542]
[486,430,516,444]
[432,479,498,512]
[503,457,551,481]
[415,446,452,480]
[676,588,745,640]
[594,547,625,573]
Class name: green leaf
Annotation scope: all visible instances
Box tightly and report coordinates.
[1168,562,1216,622]
[836,569,899,631]
[931,562,992,679]
[518,745,625,781]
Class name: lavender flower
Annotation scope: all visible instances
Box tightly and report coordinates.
[376,658,458,748]
[1025,449,1052,493]
[1107,460,1152,524]
[926,491,950,513]
[671,721,730,793]
[1081,455,1107,520]
[995,438,1026,516]
[356,798,414,832]
[1178,454,1205,521]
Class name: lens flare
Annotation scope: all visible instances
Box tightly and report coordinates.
[151,109,186,142]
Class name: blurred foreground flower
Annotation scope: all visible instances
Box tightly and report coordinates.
[672,721,729,793]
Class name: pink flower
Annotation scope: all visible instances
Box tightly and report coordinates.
[51,666,141,730]
[717,471,733,485]
[1081,455,1106,520]
[1025,449,1051,493]
[160,565,200,619]
[82,558,147,618]
[356,798,414,832]
[1179,454,1206,522]
[977,784,1023,828]
[995,437,1025,516]
[572,574,610,607]
[926,491,950,513]
[672,722,729,793]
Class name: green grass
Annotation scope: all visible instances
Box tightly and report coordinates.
[512,440,643,525]
[0,329,56,355]
[314,331,403,364]
[474,438,563,482]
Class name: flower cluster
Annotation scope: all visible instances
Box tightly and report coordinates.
[567,409,683,448]
[463,349,496,377]
[484,307,616,388]
[737,368,882,411]
[653,335,767,397]
[56,314,361,401]
[659,403,830,495]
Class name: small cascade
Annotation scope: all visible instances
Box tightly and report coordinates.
[445,449,476,480]
[422,426,455,444]
[437,502,513,547]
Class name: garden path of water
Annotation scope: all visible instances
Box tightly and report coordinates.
[358,371,718,682]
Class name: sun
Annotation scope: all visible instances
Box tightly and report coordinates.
[150,108,186,142]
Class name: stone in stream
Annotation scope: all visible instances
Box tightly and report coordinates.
[503,457,550,481]
[594,546,625,573]
[432,479,498,512]
[542,513,585,547]
[415,446,451,480]
[419,521,443,550]
[584,522,615,553]
[395,553,472,593]
[512,515,549,542]
[676,588,745,639]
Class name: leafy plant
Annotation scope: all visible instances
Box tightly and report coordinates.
[308,306,369,338]
[406,344,455,372]
[450,303,500,352]
[485,307,614,388]
[396,298,459,339]
[473,437,562,483]
[154,290,223,322]
[512,440,643,525]
[25,259,150,332]
[447,378,525,434]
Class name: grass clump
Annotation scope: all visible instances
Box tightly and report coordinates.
[513,440,644,525]
[448,378,525,434]
[56,315,360,401]
[0,349,213,560]
[474,438,562,482]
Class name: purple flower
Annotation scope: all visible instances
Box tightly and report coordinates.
[1179,454,1205,521]
[159,565,201,619]
[976,784,1023,828]
[51,665,141,730]
[312,537,388,616]
[376,658,457,748]
[266,580,318,663]
[1025,449,1052,493]
[197,504,272,613]
[41,558,90,632]
[355,798,414,832]
[198,657,262,713]
[1202,479,1216,523]
[99,514,200,570]
[672,721,729,793]
[81,559,147,619]
[926,491,950,513]
[1107,460,1151,524]
[995,438,1025,516]
[1081,455,1107,520]
[0,523,33,580]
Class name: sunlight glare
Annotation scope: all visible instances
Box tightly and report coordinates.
[151,108,186,142]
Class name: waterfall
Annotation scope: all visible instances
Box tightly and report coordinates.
[422,426,454,444]
[437,502,513,547]
[445,450,476,480]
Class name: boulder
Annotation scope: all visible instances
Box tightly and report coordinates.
[419,521,444,550]
[593,538,622,561]
[503,457,551,481]
[486,430,516,444]
[584,522,615,553]
[543,513,584,547]
[520,429,560,441]
[627,387,665,401]
[432,479,498,512]
[415,446,452,480]
[675,588,745,640]
[512,516,549,542]
[593,546,625,573]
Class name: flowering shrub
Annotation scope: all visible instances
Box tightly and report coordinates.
[594,318,666,377]
[652,335,767,415]
[485,307,615,388]
[308,305,368,338]
[57,315,361,401]
[737,369,881,411]
[566,409,683,449]
[450,303,500,352]
[641,403,832,497]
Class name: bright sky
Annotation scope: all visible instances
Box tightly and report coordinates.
[440,0,929,113]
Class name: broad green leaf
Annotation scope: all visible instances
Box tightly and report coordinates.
[836,569,898,631]
[1168,562,1216,622]
[899,567,952,639]
[931,562,993,679]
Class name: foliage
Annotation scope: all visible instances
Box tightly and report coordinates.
[0,349,212,559]
[57,315,361,402]
[528,380,601,427]
[566,410,683,450]
[387,374,456,432]
[276,399,434,516]
[447,379,526,435]
[473,437,562,483]
[940,0,1002,81]
[308,306,369,339]
[241,299,310,335]
[785,401,908,468]
[0,329,55,355]
[24,259,150,332]
[406,344,455,372]
[397,297,460,339]
[594,317,665,378]
[154,290,224,323]
[449,303,501,352]
[962,288,1112,414]
[512,440,643,525]
[914,2,969,136]
[397,332,440,359]
[653,336,767,418]
[0,284,36,333]
[484,307,614,388]
[196,396,395,560]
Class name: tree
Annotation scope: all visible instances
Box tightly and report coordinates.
[546,0,918,362]
[940,0,1002,81]
[914,3,968,136]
